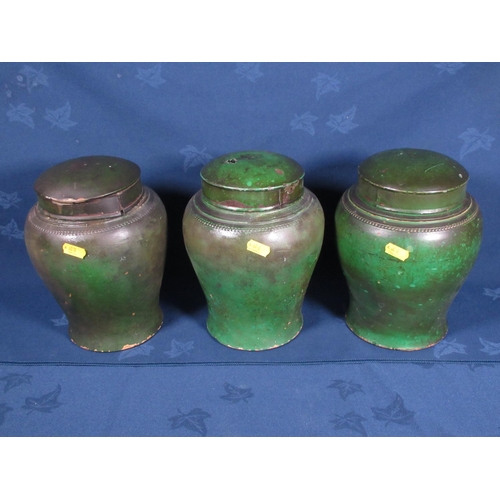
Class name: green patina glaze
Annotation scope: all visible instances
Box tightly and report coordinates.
[201,151,305,210]
[184,151,324,351]
[202,151,304,189]
[335,149,482,351]
[25,157,167,353]
[357,148,469,213]
[359,149,468,193]
[184,191,324,350]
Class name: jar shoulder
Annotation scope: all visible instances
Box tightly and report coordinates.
[184,188,324,233]
[26,187,166,240]
[335,189,482,236]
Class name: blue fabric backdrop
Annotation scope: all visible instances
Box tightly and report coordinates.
[1,62,499,436]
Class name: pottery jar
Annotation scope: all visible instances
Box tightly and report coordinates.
[335,148,482,350]
[24,156,167,352]
[183,151,324,351]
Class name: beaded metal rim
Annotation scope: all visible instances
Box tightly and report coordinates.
[340,190,479,233]
[27,188,159,236]
[189,189,317,233]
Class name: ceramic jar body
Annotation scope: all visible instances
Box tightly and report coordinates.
[335,149,482,351]
[183,189,324,351]
[25,186,167,352]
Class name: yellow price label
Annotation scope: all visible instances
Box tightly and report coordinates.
[247,239,271,257]
[385,242,409,262]
[62,243,87,259]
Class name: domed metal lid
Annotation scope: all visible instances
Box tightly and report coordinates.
[200,151,305,211]
[357,148,469,214]
[34,156,144,218]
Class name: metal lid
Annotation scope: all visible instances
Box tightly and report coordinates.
[34,156,144,218]
[356,148,469,214]
[200,151,305,211]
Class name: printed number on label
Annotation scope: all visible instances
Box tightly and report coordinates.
[247,239,271,257]
[62,243,87,259]
[385,242,409,262]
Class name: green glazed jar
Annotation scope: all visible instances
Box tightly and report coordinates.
[183,151,324,351]
[24,156,167,352]
[335,148,482,351]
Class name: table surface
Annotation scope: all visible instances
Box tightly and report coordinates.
[1,62,499,436]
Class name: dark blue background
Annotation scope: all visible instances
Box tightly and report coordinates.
[1,62,499,436]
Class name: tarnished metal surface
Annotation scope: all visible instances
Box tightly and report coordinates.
[335,149,482,351]
[183,151,324,351]
[24,157,167,352]
[200,151,305,211]
[34,156,141,202]
[357,149,469,214]
[34,156,143,219]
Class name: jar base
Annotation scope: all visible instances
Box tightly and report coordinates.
[206,318,303,351]
[69,314,164,353]
[345,316,447,351]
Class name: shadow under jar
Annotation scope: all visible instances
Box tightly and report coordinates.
[335,148,482,351]
[24,156,167,352]
[183,151,325,351]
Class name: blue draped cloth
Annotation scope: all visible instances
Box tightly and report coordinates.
[1,62,499,436]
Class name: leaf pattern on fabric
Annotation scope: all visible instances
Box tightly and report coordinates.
[135,64,166,88]
[22,385,62,414]
[412,362,437,369]
[483,287,500,300]
[18,65,49,92]
[371,393,415,427]
[434,63,466,75]
[311,72,340,100]
[330,411,367,436]
[180,145,213,172]
[235,63,263,82]
[468,363,495,372]
[164,339,194,358]
[118,343,155,361]
[328,380,364,400]
[168,408,211,436]
[290,112,318,136]
[0,219,24,240]
[433,339,467,359]
[0,403,13,426]
[479,338,500,356]
[44,102,77,131]
[0,373,32,393]
[0,191,22,209]
[326,105,359,134]
[220,382,254,404]
[6,103,35,128]
[50,314,68,327]
[458,128,494,160]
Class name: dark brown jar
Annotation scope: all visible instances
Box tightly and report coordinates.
[335,148,482,351]
[24,156,167,352]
